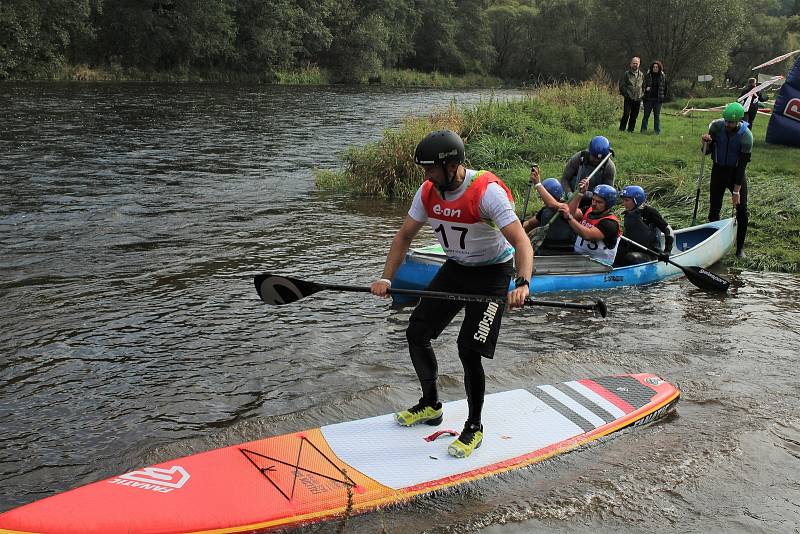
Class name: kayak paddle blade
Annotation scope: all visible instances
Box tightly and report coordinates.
[254,273,323,305]
[684,266,730,292]
[528,224,549,251]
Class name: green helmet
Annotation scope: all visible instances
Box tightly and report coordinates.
[722,102,745,122]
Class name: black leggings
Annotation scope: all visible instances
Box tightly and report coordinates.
[406,328,487,426]
[708,164,748,252]
[405,259,513,425]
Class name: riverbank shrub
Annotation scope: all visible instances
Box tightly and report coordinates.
[316,81,800,272]
[317,81,618,197]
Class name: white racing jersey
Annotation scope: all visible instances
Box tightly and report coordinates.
[573,207,621,265]
[409,170,516,266]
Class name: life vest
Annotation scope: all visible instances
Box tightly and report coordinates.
[421,170,515,266]
[539,206,576,246]
[573,207,621,265]
[623,208,663,251]
[712,120,750,167]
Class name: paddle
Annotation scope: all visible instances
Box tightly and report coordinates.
[519,163,537,224]
[691,141,708,226]
[528,151,612,250]
[618,235,730,292]
[254,273,608,317]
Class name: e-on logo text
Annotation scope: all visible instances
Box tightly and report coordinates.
[432,204,462,218]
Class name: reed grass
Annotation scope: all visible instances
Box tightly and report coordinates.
[316,81,800,272]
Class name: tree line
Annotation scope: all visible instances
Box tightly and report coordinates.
[1,0,798,85]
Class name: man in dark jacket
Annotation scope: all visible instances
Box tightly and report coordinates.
[619,56,644,132]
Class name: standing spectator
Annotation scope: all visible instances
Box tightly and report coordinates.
[641,61,667,134]
[619,56,644,132]
[739,77,768,131]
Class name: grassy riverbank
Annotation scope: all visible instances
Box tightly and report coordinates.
[35,64,504,87]
[316,82,800,272]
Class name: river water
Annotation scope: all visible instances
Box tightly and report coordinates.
[1,83,798,533]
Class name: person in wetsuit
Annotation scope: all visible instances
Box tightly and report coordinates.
[701,102,752,259]
[370,130,533,459]
[522,166,576,255]
[560,135,617,210]
[613,185,674,267]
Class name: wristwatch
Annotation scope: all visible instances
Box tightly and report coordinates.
[514,276,529,288]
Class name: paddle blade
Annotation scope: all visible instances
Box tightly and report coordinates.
[528,224,549,251]
[595,299,608,318]
[254,273,323,305]
[684,266,730,292]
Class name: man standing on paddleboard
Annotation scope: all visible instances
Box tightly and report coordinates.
[371,130,533,459]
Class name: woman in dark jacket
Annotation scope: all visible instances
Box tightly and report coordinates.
[640,61,667,135]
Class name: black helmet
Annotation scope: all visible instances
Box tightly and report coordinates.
[414,130,465,167]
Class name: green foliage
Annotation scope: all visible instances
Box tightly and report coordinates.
[727,13,794,83]
[486,1,538,79]
[592,0,745,81]
[370,69,503,88]
[316,81,800,272]
[316,81,618,199]
[0,0,98,79]
[275,65,328,85]
[1,0,795,92]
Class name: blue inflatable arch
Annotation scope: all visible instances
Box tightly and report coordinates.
[765,56,800,148]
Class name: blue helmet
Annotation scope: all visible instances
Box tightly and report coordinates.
[542,178,564,200]
[621,185,646,208]
[592,184,617,209]
[588,136,611,159]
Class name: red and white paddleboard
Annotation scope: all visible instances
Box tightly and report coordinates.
[0,373,679,534]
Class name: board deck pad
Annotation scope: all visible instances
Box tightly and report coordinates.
[0,374,679,534]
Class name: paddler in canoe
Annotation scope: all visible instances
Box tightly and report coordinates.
[561,135,617,210]
[558,179,622,266]
[521,170,576,256]
[613,185,674,267]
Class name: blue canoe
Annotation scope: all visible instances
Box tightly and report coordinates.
[391,218,735,305]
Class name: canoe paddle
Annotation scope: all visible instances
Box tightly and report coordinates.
[254,273,608,317]
[618,235,730,292]
[527,151,611,251]
[691,141,708,226]
[519,163,537,224]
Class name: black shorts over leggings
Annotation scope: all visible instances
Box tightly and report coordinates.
[407,259,514,358]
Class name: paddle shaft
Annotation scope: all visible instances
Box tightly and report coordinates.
[619,235,685,268]
[568,151,612,195]
[520,164,536,224]
[528,150,610,251]
[314,282,601,313]
[691,143,708,226]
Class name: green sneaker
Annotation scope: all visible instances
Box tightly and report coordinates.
[394,399,443,427]
[448,422,483,458]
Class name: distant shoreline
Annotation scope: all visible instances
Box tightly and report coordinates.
[3,65,509,89]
